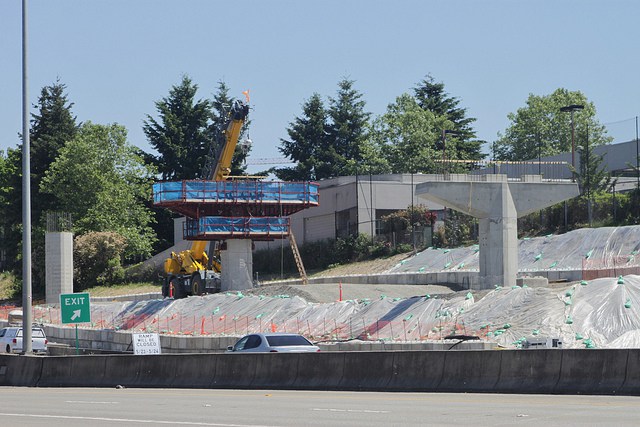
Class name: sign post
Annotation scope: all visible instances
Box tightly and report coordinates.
[60,292,91,354]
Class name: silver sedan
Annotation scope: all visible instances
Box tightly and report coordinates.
[227,333,320,353]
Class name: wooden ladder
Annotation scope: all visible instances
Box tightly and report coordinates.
[289,232,308,285]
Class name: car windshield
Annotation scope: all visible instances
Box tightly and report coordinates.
[266,335,312,347]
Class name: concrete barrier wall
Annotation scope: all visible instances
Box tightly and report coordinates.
[267,269,584,288]
[1,349,639,395]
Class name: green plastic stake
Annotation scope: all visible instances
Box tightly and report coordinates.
[404,314,414,321]
[625,298,632,309]
[457,262,465,269]
[580,280,588,286]
[575,333,584,340]
[465,292,473,300]
[444,261,452,269]
[212,307,220,314]
[566,315,573,325]
[534,253,542,261]
[566,289,574,297]
[532,329,540,336]
[618,276,625,285]
[584,338,595,348]
[418,267,425,272]
[585,249,593,259]
[564,298,572,306]
[443,249,450,253]
[503,323,511,329]
[549,261,558,268]
[380,294,387,300]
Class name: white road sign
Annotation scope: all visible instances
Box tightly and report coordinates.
[132,333,162,355]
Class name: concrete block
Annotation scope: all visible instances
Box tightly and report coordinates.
[556,349,627,394]
[294,352,345,389]
[388,351,445,391]
[0,354,43,386]
[171,354,217,388]
[495,349,561,393]
[438,350,501,392]
[516,276,549,287]
[213,353,258,388]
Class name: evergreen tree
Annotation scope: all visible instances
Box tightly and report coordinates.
[326,79,373,177]
[143,75,210,180]
[413,74,483,161]
[0,149,21,272]
[276,93,329,181]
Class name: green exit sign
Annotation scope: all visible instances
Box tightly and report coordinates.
[60,292,91,324]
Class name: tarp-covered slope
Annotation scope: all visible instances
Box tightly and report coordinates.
[388,225,640,273]
[35,275,640,349]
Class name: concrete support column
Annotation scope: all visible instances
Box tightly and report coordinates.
[416,174,578,290]
[220,239,253,291]
[45,231,73,304]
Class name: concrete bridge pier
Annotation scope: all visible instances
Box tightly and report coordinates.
[416,174,579,289]
[220,239,253,291]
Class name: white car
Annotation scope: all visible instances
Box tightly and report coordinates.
[0,326,48,354]
[227,333,320,353]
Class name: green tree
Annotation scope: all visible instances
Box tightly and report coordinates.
[372,93,448,174]
[207,81,250,177]
[30,80,79,214]
[41,122,157,260]
[494,88,612,161]
[326,79,375,177]
[0,148,23,274]
[276,93,329,180]
[414,75,483,161]
[143,75,210,180]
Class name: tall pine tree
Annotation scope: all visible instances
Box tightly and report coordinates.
[413,74,483,161]
[326,78,373,177]
[143,75,210,180]
[276,93,329,181]
[30,80,79,219]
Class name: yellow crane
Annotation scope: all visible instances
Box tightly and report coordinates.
[161,98,250,298]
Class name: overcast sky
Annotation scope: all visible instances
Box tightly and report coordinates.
[1,0,638,172]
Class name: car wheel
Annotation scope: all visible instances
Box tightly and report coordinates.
[5,344,11,353]
[191,274,203,296]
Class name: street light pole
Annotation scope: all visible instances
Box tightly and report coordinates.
[560,104,585,178]
[21,0,33,354]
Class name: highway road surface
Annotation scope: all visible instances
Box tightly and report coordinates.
[0,387,637,426]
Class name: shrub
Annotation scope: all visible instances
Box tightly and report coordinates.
[74,231,126,289]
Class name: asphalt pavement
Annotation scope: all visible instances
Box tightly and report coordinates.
[0,387,637,426]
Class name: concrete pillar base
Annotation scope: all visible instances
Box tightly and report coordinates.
[45,232,73,304]
[220,239,253,291]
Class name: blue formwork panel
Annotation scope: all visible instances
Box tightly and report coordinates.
[153,181,319,205]
[185,216,290,240]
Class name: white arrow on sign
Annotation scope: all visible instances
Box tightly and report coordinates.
[71,309,82,321]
